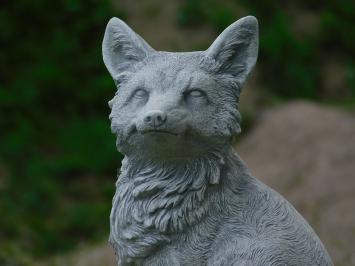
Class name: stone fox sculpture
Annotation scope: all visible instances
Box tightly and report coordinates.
[102,16,332,266]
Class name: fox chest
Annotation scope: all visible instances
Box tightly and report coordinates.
[111,189,218,265]
[110,183,169,264]
[138,245,209,266]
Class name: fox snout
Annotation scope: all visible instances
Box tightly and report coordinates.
[134,108,188,136]
[143,110,167,128]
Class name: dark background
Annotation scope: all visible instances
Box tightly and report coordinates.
[0,0,354,265]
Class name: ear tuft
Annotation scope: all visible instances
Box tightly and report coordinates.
[205,16,259,85]
[102,17,155,80]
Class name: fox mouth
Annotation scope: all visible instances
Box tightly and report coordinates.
[142,129,179,136]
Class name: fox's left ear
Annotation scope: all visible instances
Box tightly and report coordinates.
[205,16,258,85]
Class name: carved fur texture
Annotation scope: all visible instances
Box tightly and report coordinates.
[102,16,333,265]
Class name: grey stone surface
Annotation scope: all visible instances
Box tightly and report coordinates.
[102,16,333,265]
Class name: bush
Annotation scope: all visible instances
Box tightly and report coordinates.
[0,0,124,262]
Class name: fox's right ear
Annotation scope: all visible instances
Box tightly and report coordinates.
[102,18,154,80]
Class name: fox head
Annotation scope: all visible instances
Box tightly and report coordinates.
[103,16,258,159]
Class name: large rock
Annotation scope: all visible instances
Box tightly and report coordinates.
[238,101,355,266]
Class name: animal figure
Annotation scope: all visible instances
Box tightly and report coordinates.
[102,16,333,266]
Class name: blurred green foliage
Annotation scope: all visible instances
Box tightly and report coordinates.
[0,0,124,263]
[179,0,355,102]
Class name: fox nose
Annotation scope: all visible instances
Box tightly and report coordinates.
[144,110,167,128]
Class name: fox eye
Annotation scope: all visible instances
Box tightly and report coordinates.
[185,89,205,98]
[131,89,149,100]
[127,88,149,106]
[184,88,208,106]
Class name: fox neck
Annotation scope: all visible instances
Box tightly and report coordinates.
[110,144,239,263]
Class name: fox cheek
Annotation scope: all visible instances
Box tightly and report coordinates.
[168,109,188,123]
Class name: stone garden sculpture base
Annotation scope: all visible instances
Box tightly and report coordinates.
[102,15,333,266]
